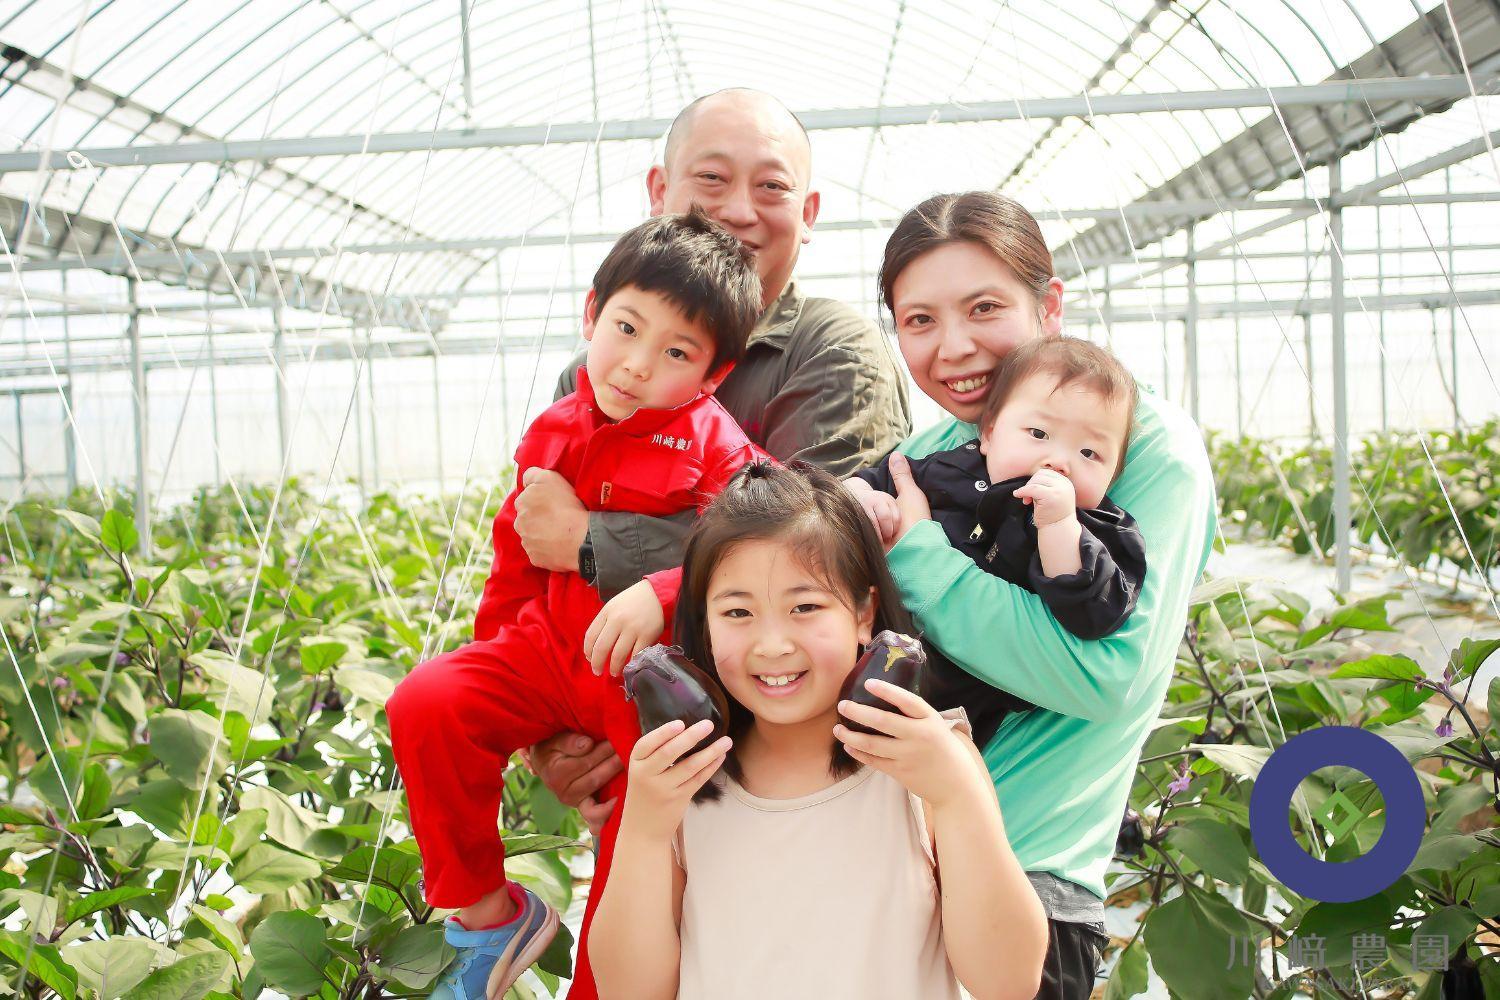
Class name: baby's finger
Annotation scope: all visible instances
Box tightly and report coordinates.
[864,677,938,720]
[631,719,687,761]
[837,698,919,738]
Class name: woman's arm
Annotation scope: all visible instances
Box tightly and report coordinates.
[925,739,1046,1000]
[590,825,686,1000]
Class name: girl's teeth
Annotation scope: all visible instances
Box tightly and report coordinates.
[757,672,803,687]
[949,375,990,393]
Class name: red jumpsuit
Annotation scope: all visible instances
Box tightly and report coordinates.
[387,367,766,997]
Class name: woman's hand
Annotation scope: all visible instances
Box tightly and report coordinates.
[585,579,666,676]
[833,679,989,810]
[843,477,903,546]
[885,452,933,544]
[621,719,732,842]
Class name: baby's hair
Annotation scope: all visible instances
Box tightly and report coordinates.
[978,337,1139,479]
[591,206,762,372]
[673,461,914,800]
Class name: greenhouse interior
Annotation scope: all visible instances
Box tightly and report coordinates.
[1,0,1498,997]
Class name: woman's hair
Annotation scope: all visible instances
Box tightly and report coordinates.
[878,191,1054,318]
[673,461,914,799]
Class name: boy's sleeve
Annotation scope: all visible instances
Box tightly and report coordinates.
[885,427,1214,722]
[473,482,549,641]
[1025,510,1148,640]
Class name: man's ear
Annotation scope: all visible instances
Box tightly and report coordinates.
[646,164,668,218]
[800,188,821,245]
[1039,276,1065,336]
[580,288,599,342]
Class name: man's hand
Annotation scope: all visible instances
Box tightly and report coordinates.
[844,477,902,546]
[885,452,933,545]
[529,732,624,834]
[514,468,589,572]
[1013,468,1077,527]
[584,579,666,676]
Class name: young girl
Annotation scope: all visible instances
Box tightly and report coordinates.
[588,461,1047,1000]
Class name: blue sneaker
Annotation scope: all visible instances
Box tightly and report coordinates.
[431,885,559,1000]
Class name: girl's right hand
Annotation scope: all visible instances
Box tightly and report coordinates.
[621,720,732,842]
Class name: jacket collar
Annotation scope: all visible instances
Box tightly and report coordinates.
[574,364,729,435]
[746,281,804,350]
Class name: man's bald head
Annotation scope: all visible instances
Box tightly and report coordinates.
[662,88,812,181]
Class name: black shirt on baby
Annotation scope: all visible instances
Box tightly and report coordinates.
[855,440,1148,747]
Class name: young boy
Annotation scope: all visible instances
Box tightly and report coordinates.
[388,209,766,1000]
[846,337,1147,747]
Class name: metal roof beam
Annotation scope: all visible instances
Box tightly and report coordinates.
[0,76,1486,173]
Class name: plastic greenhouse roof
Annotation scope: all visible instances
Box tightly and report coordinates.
[0,0,1474,304]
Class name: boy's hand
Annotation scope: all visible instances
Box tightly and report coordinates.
[833,679,989,811]
[844,478,902,546]
[621,719,731,842]
[584,579,666,676]
[1013,468,1077,527]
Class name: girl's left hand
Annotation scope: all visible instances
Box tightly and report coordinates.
[584,579,666,676]
[834,679,988,809]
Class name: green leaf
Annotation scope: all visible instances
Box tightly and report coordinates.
[239,786,322,852]
[1193,743,1270,781]
[66,936,162,1000]
[1412,906,1478,962]
[374,923,453,990]
[324,843,423,900]
[147,709,228,789]
[1451,637,1500,684]
[1144,890,1255,1000]
[500,834,586,859]
[232,843,322,893]
[248,911,331,998]
[190,651,275,726]
[1167,820,1249,883]
[1489,676,1500,740]
[1330,654,1424,683]
[54,509,101,544]
[333,665,397,705]
[121,951,230,1000]
[63,886,159,926]
[536,921,574,980]
[1409,833,1487,873]
[1102,937,1147,1000]
[101,509,139,555]
[299,640,348,675]
[190,904,245,959]
[0,929,78,1000]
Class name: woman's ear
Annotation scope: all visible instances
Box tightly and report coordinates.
[1038,276,1065,336]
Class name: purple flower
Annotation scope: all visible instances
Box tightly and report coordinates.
[1168,762,1193,797]
[115,652,130,666]
[51,676,68,689]
[1436,717,1455,738]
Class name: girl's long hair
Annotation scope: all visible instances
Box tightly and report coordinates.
[673,461,914,800]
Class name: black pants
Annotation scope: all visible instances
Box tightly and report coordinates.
[1035,918,1109,1000]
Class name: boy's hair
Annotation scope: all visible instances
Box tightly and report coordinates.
[979,337,1139,479]
[673,461,914,800]
[591,206,762,373]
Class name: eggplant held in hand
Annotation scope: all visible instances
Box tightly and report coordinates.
[622,644,730,755]
[838,630,926,735]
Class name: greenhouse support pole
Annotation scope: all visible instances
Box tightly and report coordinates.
[431,349,445,489]
[1446,167,1459,428]
[61,271,77,494]
[1330,156,1351,594]
[1374,144,1388,432]
[13,391,25,488]
[1185,222,1199,422]
[365,328,380,492]
[128,277,152,558]
[495,256,511,456]
[1303,311,1316,439]
[273,304,291,470]
[353,327,367,500]
[1232,246,1244,437]
[206,293,222,486]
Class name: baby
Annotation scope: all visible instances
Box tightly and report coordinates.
[846,336,1147,746]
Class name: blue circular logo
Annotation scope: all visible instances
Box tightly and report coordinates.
[1249,726,1424,903]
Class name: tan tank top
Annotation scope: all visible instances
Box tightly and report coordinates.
[673,764,962,1000]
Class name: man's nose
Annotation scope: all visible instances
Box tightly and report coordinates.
[713,182,757,228]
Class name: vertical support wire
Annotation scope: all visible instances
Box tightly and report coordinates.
[1330,154,1351,594]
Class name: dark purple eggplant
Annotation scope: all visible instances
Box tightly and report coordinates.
[622,644,730,755]
[838,630,926,735]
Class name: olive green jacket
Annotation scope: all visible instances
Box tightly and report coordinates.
[555,282,911,597]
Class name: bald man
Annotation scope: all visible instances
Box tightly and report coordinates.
[513,89,909,602]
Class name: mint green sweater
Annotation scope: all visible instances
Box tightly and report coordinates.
[886,389,1217,899]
